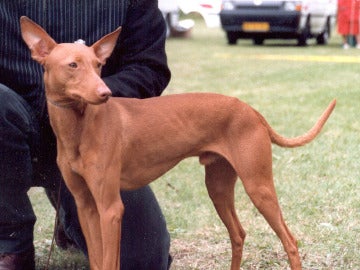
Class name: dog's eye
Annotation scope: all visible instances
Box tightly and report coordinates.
[69,62,78,68]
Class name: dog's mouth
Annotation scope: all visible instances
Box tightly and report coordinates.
[70,93,110,105]
[90,95,110,105]
[68,85,112,105]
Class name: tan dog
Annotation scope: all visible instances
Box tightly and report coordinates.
[20,16,335,270]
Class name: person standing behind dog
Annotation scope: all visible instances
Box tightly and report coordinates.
[0,1,172,269]
[338,0,360,48]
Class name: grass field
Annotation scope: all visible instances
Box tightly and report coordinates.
[30,18,360,269]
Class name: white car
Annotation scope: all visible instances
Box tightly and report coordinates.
[220,0,337,45]
[159,0,222,28]
[179,0,222,27]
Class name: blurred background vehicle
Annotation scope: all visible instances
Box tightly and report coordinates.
[159,0,222,38]
[220,0,337,46]
[178,0,222,27]
[159,0,195,38]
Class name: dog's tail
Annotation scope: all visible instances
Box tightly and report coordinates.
[256,99,336,148]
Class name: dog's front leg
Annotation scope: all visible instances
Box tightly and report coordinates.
[99,191,123,270]
[83,166,123,270]
[58,162,103,270]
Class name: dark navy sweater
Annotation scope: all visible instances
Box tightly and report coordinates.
[0,0,170,120]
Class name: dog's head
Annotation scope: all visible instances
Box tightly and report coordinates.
[20,16,121,105]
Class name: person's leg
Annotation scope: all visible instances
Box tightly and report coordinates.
[356,35,360,48]
[0,84,38,269]
[342,34,350,49]
[58,183,171,270]
[120,186,171,270]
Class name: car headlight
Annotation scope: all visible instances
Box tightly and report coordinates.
[283,1,302,11]
[222,1,235,10]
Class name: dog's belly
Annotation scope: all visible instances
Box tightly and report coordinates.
[119,158,183,190]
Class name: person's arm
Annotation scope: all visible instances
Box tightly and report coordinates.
[102,0,171,98]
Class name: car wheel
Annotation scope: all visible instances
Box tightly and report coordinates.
[316,19,330,45]
[253,38,264,45]
[298,16,310,46]
[226,31,238,45]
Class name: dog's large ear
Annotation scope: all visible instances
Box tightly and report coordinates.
[92,27,122,65]
[20,16,57,65]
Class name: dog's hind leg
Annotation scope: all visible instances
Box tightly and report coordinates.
[241,176,301,269]
[204,156,245,270]
[235,129,302,270]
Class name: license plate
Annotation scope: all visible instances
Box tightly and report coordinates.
[242,22,270,32]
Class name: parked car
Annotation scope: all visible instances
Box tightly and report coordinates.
[179,0,222,27]
[159,0,222,28]
[159,0,195,38]
[220,0,337,45]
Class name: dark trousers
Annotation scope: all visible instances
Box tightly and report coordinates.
[0,84,171,269]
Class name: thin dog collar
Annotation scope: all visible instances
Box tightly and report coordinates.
[46,98,78,109]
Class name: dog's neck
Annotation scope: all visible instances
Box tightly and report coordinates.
[47,97,77,109]
[46,96,87,114]
[46,96,86,159]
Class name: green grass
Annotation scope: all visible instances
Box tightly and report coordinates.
[30,18,360,269]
